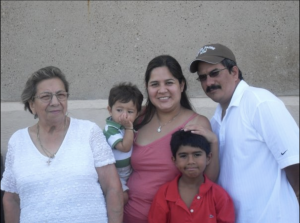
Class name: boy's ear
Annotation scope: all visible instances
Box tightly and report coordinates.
[107,106,112,114]
[171,156,176,162]
[206,152,212,166]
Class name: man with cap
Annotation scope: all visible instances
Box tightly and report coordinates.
[185,43,299,223]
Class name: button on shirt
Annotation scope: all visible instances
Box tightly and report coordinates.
[148,174,235,223]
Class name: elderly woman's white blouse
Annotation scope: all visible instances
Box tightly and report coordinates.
[1,118,115,223]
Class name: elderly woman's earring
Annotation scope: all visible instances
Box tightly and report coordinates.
[34,113,38,119]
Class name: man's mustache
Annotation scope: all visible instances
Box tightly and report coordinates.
[206,85,221,93]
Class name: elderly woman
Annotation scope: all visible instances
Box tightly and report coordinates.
[124,55,220,223]
[1,66,123,223]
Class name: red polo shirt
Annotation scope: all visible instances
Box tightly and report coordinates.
[148,174,235,223]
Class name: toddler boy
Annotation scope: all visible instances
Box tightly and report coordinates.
[103,82,143,204]
[148,130,235,223]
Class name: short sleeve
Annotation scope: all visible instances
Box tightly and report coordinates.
[214,186,235,223]
[1,138,18,193]
[148,185,169,223]
[104,125,123,149]
[90,124,115,167]
[252,99,299,168]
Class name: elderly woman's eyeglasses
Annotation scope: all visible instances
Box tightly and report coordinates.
[33,91,69,103]
[196,67,227,82]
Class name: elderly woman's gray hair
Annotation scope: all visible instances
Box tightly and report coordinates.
[21,66,69,114]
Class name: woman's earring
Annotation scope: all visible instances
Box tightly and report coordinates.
[34,113,38,119]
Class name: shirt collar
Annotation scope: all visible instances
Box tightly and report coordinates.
[214,80,249,120]
[229,80,249,107]
[165,174,213,202]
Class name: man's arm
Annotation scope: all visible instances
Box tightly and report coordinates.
[285,163,299,203]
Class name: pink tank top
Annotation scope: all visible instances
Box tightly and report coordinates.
[124,113,198,223]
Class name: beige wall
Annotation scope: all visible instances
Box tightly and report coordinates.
[1,97,299,160]
[1,1,299,160]
[1,1,299,101]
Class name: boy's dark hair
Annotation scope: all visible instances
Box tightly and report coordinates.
[170,130,211,157]
[108,82,144,112]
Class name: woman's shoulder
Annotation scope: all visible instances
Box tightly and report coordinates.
[8,127,30,147]
[10,127,28,139]
[70,117,99,128]
[183,110,211,128]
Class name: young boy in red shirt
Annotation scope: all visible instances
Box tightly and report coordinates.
[148,130,235,223]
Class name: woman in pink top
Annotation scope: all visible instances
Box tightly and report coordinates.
[123,55,219,223]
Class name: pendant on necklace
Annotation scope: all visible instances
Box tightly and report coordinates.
[157,126,162,133]
[46,159,52,166]
[46,155,55,165]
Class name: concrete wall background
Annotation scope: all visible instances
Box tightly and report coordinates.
[1,1,299,159]
[1,97,299,160]
[1,1,299,101]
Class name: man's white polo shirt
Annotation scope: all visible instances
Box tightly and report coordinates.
[210,80,299,223]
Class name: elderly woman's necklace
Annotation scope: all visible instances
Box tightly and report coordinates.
[157,108,181,133]
[37,119,67,165]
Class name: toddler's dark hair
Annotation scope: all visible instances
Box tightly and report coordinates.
[170,130,211,157]
[108,82,143,112]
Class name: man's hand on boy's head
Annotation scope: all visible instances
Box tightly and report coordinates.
[183,124,218,144]
[118,113,133,129]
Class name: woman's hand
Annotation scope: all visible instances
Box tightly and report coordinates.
[183,124,218,144]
